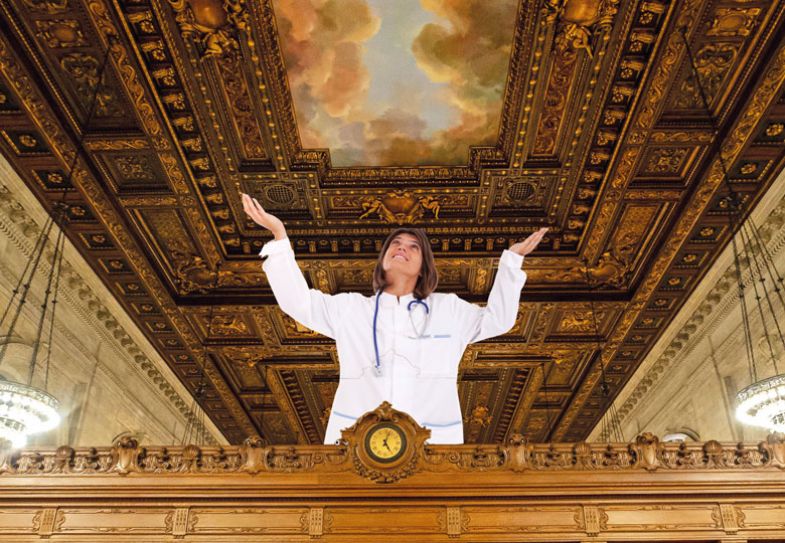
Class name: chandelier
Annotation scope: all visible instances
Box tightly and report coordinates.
[0,203,68,449]
[726,204,785,432]
[680,30,785,434]
[0,38,115,450]
[0,381,60,449]
[736,374,785,432]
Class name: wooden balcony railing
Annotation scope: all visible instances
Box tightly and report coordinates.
[1,403,784,541]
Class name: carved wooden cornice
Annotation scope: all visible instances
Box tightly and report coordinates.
[3,404,785,479]
[3,432,785,478]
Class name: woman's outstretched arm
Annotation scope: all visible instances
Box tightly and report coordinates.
[242,193,342,339]
[460,227,548,344]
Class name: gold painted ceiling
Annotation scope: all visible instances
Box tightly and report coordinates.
[1,0,785,444]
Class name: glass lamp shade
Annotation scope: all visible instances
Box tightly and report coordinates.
[735,373,785,433]
[0,380,60,449]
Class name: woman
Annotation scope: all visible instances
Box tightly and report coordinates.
[242,193,547,444]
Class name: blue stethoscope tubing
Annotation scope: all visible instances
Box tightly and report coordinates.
[372,291,430,375]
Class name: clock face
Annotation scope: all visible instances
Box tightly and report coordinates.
[365,423,406,463]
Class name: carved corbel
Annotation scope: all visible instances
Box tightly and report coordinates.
[545,0,620,57]
[761,433,785,468]
[309,261,332,292]
[239,436,270,474]
[630,432,661,471]
[581,504,606,536]
[715,503,742,535]
[110,436,142,475]
[506,434,533,472]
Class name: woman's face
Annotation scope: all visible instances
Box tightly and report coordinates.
[382,233,423,279]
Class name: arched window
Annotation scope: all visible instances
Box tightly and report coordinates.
[662,427,700,442]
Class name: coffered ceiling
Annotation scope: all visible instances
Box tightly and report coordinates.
[1,0,785,444]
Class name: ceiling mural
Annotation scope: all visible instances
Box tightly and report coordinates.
[0,0,785,445]
[275,0,518,166]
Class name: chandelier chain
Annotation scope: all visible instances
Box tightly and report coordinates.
[27,210,67,386]
[0,217,56,369]
[681,27,764,381]
[0,215,55,333]
[582,258,624,442]
[740,222,783,375]
[42,223,68,392]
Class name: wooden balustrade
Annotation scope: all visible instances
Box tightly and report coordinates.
[1,404,784,541]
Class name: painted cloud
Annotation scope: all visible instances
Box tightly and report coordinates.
[274,0,518,166]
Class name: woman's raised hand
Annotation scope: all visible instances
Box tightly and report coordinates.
[509,227,548,256]
[241,193,287,240]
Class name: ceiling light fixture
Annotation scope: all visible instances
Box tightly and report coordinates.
[0,37,115,449]
[680,28,785,434]
[0,205,66,448]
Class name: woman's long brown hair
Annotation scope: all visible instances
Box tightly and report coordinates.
[372,228,438,300]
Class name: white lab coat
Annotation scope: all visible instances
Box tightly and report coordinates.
[260,238,527,444]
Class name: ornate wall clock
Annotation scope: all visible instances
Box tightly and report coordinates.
[341,402,431,483]
[364,422,407,464]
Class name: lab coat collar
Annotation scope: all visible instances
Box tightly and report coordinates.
[378,290,416,307]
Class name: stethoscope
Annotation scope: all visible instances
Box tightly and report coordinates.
[372,291,430,377]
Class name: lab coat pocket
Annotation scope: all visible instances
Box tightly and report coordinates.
[416,333,456,378]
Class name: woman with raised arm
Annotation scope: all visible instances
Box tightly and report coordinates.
[242,193,547,444]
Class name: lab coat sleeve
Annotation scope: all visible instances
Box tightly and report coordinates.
[259,238,342,339]
[459,249,527,344]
